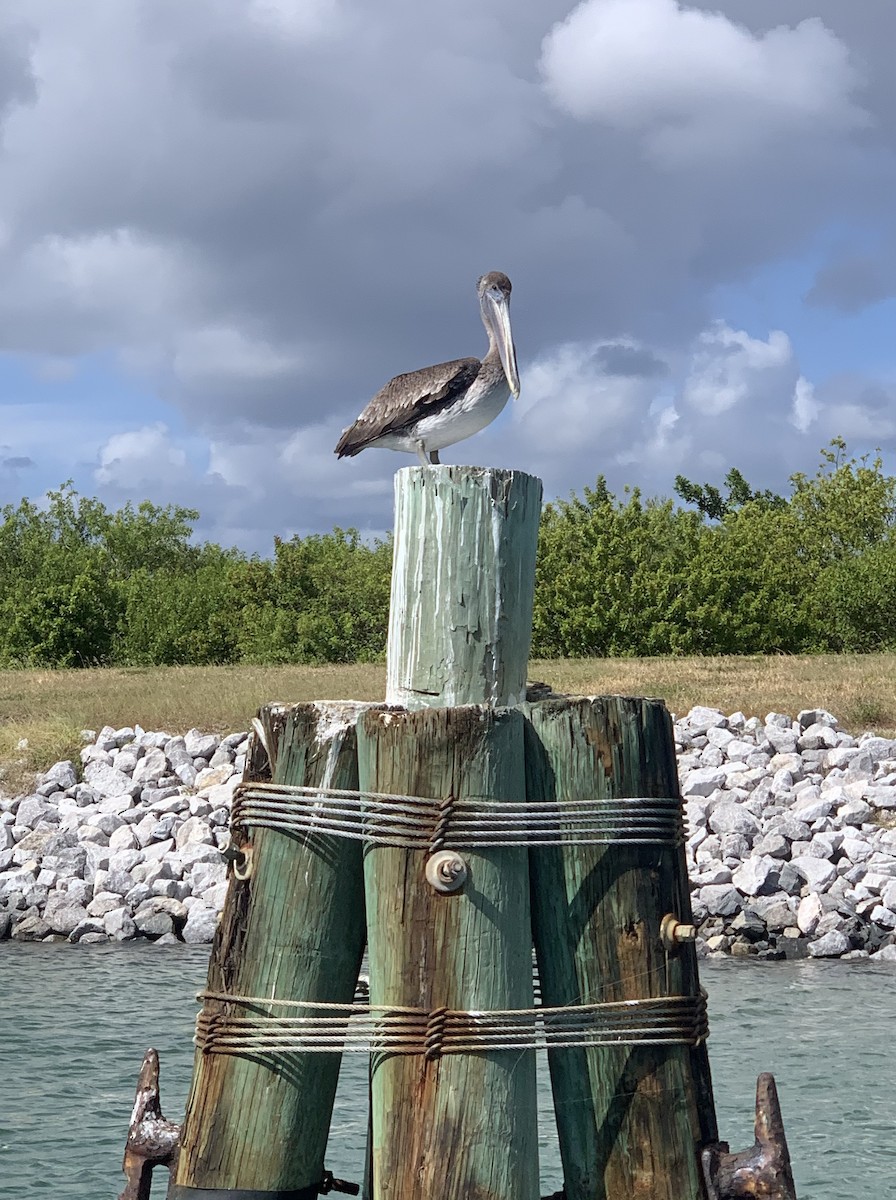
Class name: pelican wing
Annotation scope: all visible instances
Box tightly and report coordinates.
[335,358,482,457]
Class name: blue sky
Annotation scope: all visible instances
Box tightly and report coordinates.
[0,0,894,550]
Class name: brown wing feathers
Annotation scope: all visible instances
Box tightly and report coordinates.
[335,358,482,458]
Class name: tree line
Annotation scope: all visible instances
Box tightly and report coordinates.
[2,439,894,668]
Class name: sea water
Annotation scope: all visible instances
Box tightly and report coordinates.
[1,943,893,1198]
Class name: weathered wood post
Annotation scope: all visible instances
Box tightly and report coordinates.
[360,464,543,1200]
[524,696,718,1200]
[386,465,541,708]
[168,701,374,1198]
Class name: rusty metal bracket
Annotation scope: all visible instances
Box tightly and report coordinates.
[701,1072,797,1199]
[319,1171,361,1195]
[118,1047,181,1200]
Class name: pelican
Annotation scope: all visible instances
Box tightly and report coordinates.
[334,271,520,466]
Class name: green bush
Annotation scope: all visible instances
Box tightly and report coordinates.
[1,441,895,665]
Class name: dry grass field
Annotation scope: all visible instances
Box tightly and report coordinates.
[0,655,894,788]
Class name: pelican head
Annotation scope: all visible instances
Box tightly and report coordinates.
[478,271,520,399]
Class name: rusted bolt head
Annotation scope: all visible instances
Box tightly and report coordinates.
[660,913,697,948]
[425,850,468,894]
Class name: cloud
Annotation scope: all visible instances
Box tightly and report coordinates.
[0,1,890,543]
[791,377,818,433]
[593,341,669,379]
[805,253,895,313]
[540,0,866,163]
[682,323,795,417]
[94,423,190,489]
[2,454,33,468]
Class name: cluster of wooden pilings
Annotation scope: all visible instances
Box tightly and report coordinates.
[119,466,797,1200]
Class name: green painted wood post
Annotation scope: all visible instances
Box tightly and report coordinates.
[386,465,542,709]
[358,705,539,1200]
[170,701,375,1198]
[359,464,543,1199]
[523,696,719,1200]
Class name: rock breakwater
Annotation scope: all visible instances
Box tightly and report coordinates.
[2,708,896,960]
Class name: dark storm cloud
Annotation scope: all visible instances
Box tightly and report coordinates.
[594,343,669,378]
[2,455,34,469]
[0,19,36,121]
[805,255,894,314]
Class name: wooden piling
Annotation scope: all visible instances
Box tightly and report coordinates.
[524,696,718,1200]
[169,701,373,1198]
[359,465,543,1199]
[358,704,539,1200]
[386,465,542,709]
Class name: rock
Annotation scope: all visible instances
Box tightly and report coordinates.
[83,762,140,799]
[205,779,239,808]
[87,891,125,917]
[115,750,140,775]
[104,907,137,939]
[133,909,175,938]
[730,909,766,941]
[751,832,789,860]
[41,761,78,791]
[185,729,220,759]
[798,723,838,751]
[108,824,139,853]
[791,793,835,823]
[796,893,824,935]
[698,884,742,917]
[807,930,850,958]
[870,944,896,961]
[131,747,168,787]
[730,939,757,957]
[16,795,57,828]
[174,763,198,788]
[11,913,51,940]
[12,828,65,862]
[182,903,218,943]
[790,856,837,891]
[754,897,794,932]
[180,843,223,869]
[798,709,838,731]
[195,764,235,792]
[175,817,214,850]
[708,803,760,838]
[731,856,779,896]
[682,768,727,798]
[143,838,176,863]
[68,917,106,942]
[43,897,89,935]
[857,736,896,761]
[109,849,144,875]
[870,905,896,929]
[64,878,91,906]
[94,868,135,896]
[865,787,896,811]
[124,882,153,910]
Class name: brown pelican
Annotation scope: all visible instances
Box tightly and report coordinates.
[334,271,520,466]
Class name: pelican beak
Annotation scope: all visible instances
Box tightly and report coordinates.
[487,293,521,398]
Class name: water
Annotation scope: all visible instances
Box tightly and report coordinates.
[1,943,893,1199]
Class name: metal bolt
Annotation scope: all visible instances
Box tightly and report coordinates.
[425,850,468,894]
[660,913,697,949]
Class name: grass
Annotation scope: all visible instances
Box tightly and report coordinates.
[0,655,894,787]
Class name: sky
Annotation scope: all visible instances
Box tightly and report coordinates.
[1,0,895,551]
